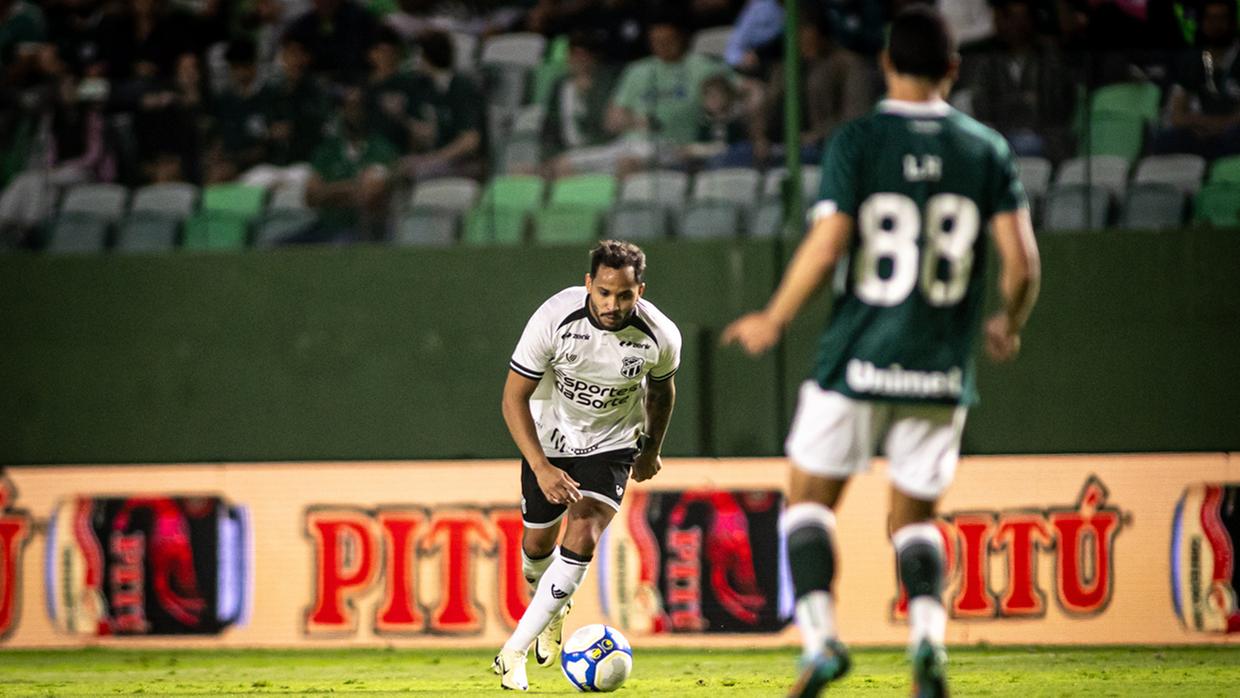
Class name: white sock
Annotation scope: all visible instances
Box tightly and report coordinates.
[908,596,946,651]
[522,547,557,591]
[795,590,838,659]
[503,548,589,653]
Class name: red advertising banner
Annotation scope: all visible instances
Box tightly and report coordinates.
[1,454,1238,647]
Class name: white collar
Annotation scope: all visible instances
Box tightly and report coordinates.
[878,98,952,118]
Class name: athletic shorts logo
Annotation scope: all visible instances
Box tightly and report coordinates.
[620,356,645,379]
[550,584,568,599]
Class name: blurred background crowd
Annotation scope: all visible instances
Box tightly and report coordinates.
[1,0,1237,249]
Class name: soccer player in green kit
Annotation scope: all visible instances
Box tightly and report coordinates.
[723,6,1040,698]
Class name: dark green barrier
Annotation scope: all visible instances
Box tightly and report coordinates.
[2,231,1237,465]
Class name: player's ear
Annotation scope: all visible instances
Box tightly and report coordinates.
[945,54,961,87]
[637,282,646,299]
[879,49,892,77]
[585,273,593,290]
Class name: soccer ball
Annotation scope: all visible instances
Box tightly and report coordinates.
[560,623,633,692]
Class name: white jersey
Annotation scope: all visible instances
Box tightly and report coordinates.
[509,286,681,458]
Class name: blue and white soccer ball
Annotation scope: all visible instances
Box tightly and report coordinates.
[560,623,633,692]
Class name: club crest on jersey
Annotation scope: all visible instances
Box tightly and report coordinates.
[620,356,644,379]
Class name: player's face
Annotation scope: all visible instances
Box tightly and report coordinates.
[585,265,645,330]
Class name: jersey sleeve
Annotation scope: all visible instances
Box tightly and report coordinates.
[990,137,1028,215]
[813,121,863,221]
[649,321,682,382]
[509,303,555,381]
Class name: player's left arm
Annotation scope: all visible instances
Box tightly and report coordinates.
[721,211,854,355]
[633,376,675,482]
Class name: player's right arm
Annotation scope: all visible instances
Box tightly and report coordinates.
[501,369,582,505]
[721,211,854,355]
[985,206,1040,362]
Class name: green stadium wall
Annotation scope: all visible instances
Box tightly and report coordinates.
[2,230,1237,465]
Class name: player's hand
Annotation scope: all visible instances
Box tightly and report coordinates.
[984,312,1022,362]
[720,312,782,356]
[533,462,582,506]
[632,452,662,482]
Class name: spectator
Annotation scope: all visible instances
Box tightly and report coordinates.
[283,0,378,83]
[0,0,47,86]
[683,73,751,168]
[400,30,484,180]
[365,26,427,155]
[723,0,784,76]
[0,68,114,246]
[204,39,268,184]
[241,34,328,190]
[128,51,205,183]
[543,31,621,176]
[558,11,731,175]
[1154,0,1240,157]
[89,0,201,83]
[240,0,312,83]
[960,0,1076,161]
[755,8,872,166]
[304,86,398,242]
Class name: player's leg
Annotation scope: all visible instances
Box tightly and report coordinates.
[494,458,569,690]
[885,404,966,698]
[782,384,875,697]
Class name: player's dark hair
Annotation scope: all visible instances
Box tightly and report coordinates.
[590,240,646,283]
[887,4,956,80]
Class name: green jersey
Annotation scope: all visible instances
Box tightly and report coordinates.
[812,99,1026,406]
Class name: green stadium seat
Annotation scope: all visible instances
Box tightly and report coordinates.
[202,183,266,219]
[531,60,567,107]
[531,205,601,245]
[1043,184,1111,232]
[606,201,671,240]
[1119,183,1185,230]
[548,174,616,212]
[1194,183,1240,227]
[1086,110,1145,162]
[679,201,743,239]
[1208,155,1240,184]
[1091,81,1161,124]
[462,177,544,244]
[180,184,266,251]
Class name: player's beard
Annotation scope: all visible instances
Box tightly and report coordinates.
[590,299,630,329]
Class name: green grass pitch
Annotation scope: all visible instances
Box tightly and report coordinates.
[1,646,1237,696]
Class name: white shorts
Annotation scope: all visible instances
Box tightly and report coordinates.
[785,381,968,500]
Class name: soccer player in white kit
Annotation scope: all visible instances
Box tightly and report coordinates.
[493,240,681,691]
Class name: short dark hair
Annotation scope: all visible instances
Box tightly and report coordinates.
[887,4,956,80]
[419,30,454,70]
[590,240,646,282]
[225,38,257,66]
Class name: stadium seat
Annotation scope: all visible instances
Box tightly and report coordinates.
[763,166,822,202]
[532,205,601,245]
[619,170,689,210]
[481,32,547,68]
[1119,183,1186,230]
[607,201,671,240]
[394,208,459,247]
[1086,110,1145,162]
[268,182,308,212]
[499,137,542,174]
[181,183,266,251]
[254,209,318,248]
[115,214,179,253]
[1054,155,1131,200]
[410,177,481,212]
[692,167,761,209]
[1016,156,1053,202]
[530,57,568,108]
[1132,154,1206,195]
[690,26,733,60]
[1091,81,1161,124]
[511,105,546,137]
[1208,155,1240,184]
[1042,184,1111,232]
[548,174,616,212]
[450,31,478,70]
[130,183,198,219]
[44,183,129,253]
[679,201,743,239]
[751,199,786,238]
[1194,182,1240,227]
[462,175,545,245]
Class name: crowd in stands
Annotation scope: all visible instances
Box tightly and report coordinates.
[1,0,1238,250]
